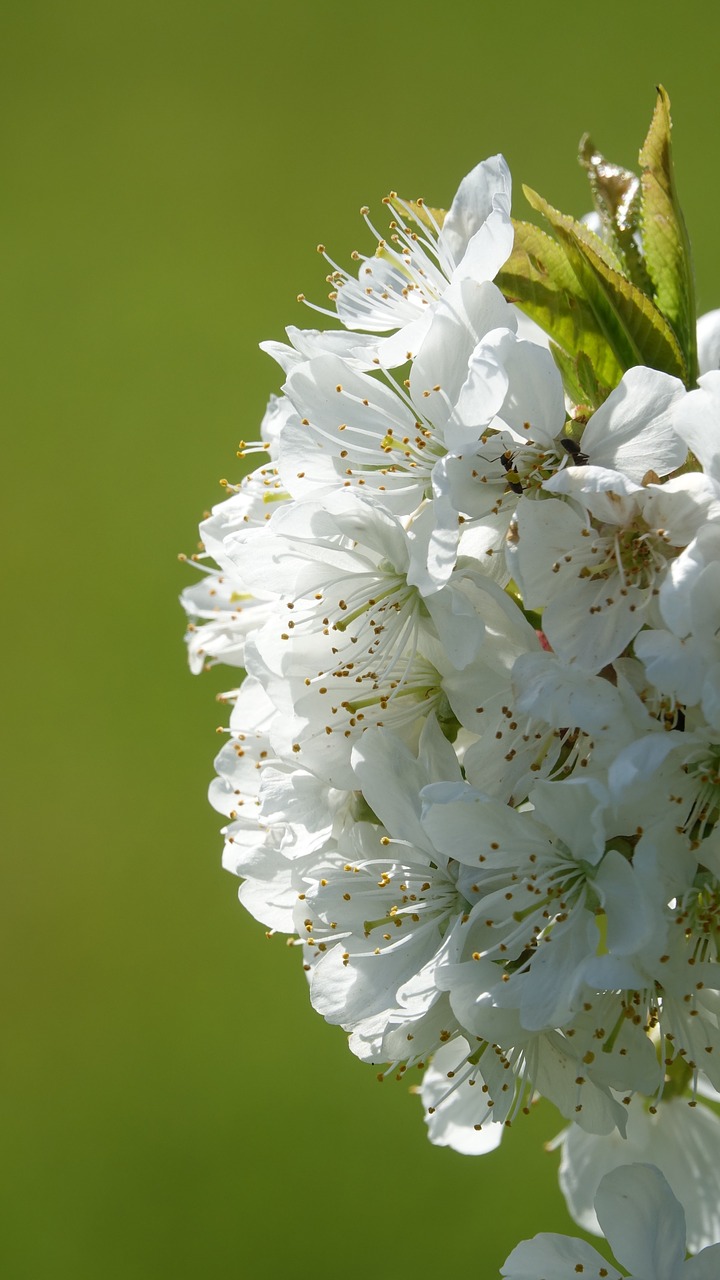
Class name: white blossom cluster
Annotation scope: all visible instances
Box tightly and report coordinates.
[183,156,720,1250]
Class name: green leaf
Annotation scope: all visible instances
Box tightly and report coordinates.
[496,219,624,406]
[524,186,688,384]
[548,344,586,406]
[550,345,612,409]
[523,186,625,274]
[639,85,698,383]
[578,134,650,294]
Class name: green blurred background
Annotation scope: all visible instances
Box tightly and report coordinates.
[3,2,720,1275]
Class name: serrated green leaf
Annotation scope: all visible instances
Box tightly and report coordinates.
[550,345,612,409]
[639,85,698,383]
[496,219,625,405]
[524,186,688,384]
[549,345,590,407]
[578,134,650,294]
[523,184,625,275]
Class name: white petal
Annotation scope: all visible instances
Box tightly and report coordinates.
[511,911,599,1030]
[595,1163,686,1280]
[530,777,607,864]
[410,280,515,431]
[685,1244,720,1277]
[351,729,434,855]
[420,1038,505,1155]
[237,869,297,933]
[634,628,705,706]
[640,473,720,548]
[511,495,586,610]
[544,464,642,524]
[579,366,686,480]
[439,154,512,274]
[448,343,509,448]
[454,208,514,284]
[501,1234,621,1279]
[512,651,640,743]
[482,329,565,443]
[542,577,646,673]
[595,849,655,954]
[674,372,720,482]
[697,308,720,374]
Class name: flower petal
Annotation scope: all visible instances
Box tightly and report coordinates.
[595,1163,686,1280]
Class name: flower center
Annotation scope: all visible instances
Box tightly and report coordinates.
[583,515,671,590]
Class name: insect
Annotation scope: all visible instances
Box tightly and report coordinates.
[560,436,589,466]
[500,450,524,495]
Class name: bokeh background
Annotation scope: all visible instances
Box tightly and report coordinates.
[4,2,720,1276]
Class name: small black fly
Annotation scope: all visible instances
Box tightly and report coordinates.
[560,437,589,466]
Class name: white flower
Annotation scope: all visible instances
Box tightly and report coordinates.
[276,278,516,525]
[431,960,629,1135]
[418,989,661,1156]
[554,1093,720,1256]
[511,464,698,674]
[422,775,657,1031]
[180,459,289,671]
[228,489,528,786]
[282,155,513,369]
[211,677,298,934]
[419,1035,505,1155]
[502,1163,720,1276]
[180,570,258,673]
[295,718,471,1068]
